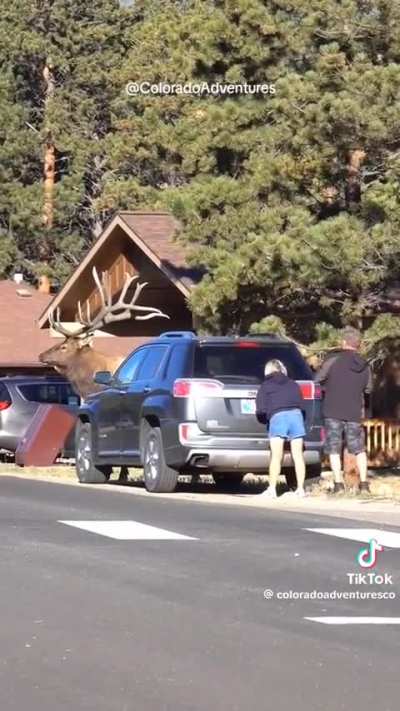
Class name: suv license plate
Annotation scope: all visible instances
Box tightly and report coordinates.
[241,399,256,415]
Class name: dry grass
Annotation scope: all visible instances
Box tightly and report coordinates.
[2,461,400,502]
[0,462,76,481]
[0,462,143,483]
[306,469,400,501]
[369,473,400,500]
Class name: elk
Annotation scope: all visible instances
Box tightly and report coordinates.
[39,268,169,482]
[39,266,169,399]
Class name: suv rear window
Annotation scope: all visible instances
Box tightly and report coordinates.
[194,344,312,383]
[18,383,80,405]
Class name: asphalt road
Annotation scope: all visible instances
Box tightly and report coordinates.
[0,477,399,711]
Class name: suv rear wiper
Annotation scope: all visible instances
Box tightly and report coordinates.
[215,375,260,384]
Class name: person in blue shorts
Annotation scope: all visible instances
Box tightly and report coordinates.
[256,359,306,499]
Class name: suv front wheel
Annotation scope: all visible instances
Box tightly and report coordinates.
[75,421,112,484]
[141,423,178,493]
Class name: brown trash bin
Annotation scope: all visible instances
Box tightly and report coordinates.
[15,404,77,467]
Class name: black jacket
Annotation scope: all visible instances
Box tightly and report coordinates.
[256,373,304,423]
[315,349,372,422]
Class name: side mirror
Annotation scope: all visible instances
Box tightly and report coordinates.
[93,371,113,386]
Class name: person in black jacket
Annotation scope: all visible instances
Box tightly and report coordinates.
[256,359,306,499]
[315,327,373,494]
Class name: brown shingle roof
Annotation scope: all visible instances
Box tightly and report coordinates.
[0,211,203,369]
[0,281,53,366]
[0,280,154,367]
[118,212,203,289]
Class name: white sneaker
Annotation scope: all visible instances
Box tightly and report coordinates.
[294,488,306,498]
[262,487,277,499]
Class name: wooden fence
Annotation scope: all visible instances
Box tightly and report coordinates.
[363,419,400,467]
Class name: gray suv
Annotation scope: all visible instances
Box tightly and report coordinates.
[0,376,80,455]
[76,332,324,492]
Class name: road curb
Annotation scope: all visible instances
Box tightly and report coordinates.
[3,469,400,527]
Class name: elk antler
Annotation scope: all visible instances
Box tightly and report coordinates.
[49,306,90,337]
[49,267,169,338]
[77,267,169,331]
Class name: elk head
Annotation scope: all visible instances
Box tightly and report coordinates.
[39,267,169,398]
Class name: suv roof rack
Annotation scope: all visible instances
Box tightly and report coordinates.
[159,331,197,339]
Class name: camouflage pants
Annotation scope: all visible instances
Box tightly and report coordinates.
[324,418,365,456]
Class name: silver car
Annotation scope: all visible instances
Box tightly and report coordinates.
[0,376,80,455]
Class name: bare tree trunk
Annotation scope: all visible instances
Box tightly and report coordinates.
[345,148,366,207]
[92,214,103,238]
[43,140,55,229]
[42,59,55,232]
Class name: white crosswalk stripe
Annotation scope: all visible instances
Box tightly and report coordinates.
[305,528,400,548]
[305,617,400,625]
[59,520,198,540]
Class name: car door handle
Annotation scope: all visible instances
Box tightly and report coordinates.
[143,385,151,393]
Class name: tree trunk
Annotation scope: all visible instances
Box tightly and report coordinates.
[42,59,55,231]
[43,140,55,229]
[345,148,366,207]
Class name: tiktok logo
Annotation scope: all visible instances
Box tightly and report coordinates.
[357,538,384,569]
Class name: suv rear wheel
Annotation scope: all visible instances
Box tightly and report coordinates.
[75,421,112,484]
[142,423,178,493]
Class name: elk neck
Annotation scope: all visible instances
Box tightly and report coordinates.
[64,346,111,399]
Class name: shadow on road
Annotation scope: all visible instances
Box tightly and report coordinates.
[106,474,291,497]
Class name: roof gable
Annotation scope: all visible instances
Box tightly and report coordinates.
[38,211,200,328]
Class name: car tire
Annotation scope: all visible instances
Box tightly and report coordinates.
[75,421,112,484]
[142,424,178,493]
[212,473,244,491]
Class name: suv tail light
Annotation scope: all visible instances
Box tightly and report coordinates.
[0,400,11,411]
[235,341,260,348]
[173,379,224,398]
[298,382,321,400]
[179,422,211,443]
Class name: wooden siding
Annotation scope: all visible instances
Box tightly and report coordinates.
[76,254,137,321]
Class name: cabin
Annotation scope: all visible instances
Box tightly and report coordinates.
[0,277,55,377]
[0,211,201,377]
[38,211,200,356]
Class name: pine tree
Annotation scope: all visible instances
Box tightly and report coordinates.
[106,0,400,345]
[3,0,400,355]
[0,0,133,281]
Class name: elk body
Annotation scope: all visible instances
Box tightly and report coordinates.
[39,267,169,399]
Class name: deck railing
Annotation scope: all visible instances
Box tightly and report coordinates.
[363,419,400,467]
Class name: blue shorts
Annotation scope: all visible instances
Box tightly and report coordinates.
[268,409,306,440]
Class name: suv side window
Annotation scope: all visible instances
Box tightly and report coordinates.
[18,383,79,405]
[135,346,168,381]
[116,349,147,385]
[0,382,11,406]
